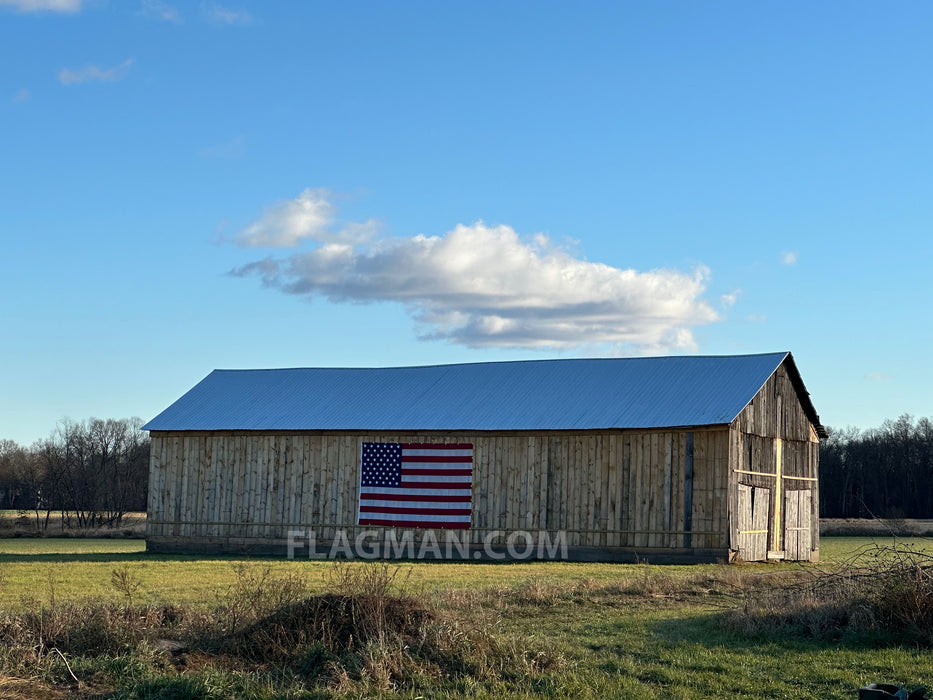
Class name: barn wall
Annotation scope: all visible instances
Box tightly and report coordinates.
[147,427,732,556]
[730,361,821,561]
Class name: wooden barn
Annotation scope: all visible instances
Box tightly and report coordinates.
[142,352,825,563]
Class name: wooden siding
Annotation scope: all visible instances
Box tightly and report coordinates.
[730,360,821,561]
[147,428,732,552]
[736,484,770,561]
[733,363,814,441]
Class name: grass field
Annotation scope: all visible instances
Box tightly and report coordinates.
[0,537,931,698]
[0,538,719,608]
[1,535,929,607]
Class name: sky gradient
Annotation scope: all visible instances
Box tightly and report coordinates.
[2,1,931,446]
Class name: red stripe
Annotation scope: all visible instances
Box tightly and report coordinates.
[360,493,471,502]
[358,518,470,529]
[401,455,473,463]
[397,481,471,490]
[402,443,473,450]
[402,468,473,476]
[359,506,472,516]
[372,489,470,503]
[366,491,468,502]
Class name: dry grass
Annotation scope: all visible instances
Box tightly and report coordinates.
[0,552,931,698]
[0,511,146,539]
[821,518,933,537]
[0,566,176,667]
[720,543,933,645]
[0,560,568,696]
[199,562,565,689]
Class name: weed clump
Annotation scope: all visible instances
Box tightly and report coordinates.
[222,587,431,662]
[721,543,933,645]
[0,561,565,695]
[200,562,565,689]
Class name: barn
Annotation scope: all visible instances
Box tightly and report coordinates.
[142,352,825,563]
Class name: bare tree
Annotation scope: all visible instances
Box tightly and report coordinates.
[0,439,24,509]
[39,418,149,529]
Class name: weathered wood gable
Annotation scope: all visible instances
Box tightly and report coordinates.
[729,359,821,561]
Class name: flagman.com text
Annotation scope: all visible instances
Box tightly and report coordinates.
[286,529,569,561]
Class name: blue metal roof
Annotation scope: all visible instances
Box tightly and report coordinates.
[143,352,821,433]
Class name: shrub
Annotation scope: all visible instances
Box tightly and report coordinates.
[721,543,933,645]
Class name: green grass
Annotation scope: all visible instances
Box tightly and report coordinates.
[0,537,701,608]
[0,536,929,609]
[818,535,933,562]
[1,537,932,698]
[492,605,931,699]
[0,538,146,555]
[0,551,699,609]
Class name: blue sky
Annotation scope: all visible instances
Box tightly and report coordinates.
[2,0,931,446]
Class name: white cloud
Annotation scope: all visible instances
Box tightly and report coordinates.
[11,88,30,102]
[58,58,135,85]
[781,250,799,265]
[201,0,252,24]
[230,193,719,352]
[197,134,245,159]
[720,289,740,308]
[140,0,181,23]
[0,0,81,12]
[864,372,892,382]
[234,188,377,248]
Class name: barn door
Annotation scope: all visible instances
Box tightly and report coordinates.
[737,484,770,561]
[783,490,812,561]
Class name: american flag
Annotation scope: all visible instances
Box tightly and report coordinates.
[357,442,473,529]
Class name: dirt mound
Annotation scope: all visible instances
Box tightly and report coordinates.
[225,592,434,662]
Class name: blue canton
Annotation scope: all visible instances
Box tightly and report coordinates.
[361,442,402,487]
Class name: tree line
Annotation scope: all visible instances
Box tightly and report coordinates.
[819,414,933,519]
[0,418,149,530]
[1,413,932,528]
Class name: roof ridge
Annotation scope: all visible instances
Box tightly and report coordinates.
[144,353,811,434]
[209,352,790,373]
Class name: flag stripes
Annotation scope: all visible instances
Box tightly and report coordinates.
[358,442,473,529]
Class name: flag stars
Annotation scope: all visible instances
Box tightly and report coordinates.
[361,443,402,487]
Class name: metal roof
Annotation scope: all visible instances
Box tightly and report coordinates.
[142,352,823,434]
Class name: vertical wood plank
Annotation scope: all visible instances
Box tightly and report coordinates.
[633,434,646,547]
[146,436,161,538]
[567,436,579,543]
[519,437,530,529]
[621,434,631,546]
[663,433,673,548]
[537,436,548,532]
[785,490,799,560]
[643,433,655,547]
[585,435,594,546]
[317,436,330,537]
[683,432,694,549]
[606,433,618,547]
